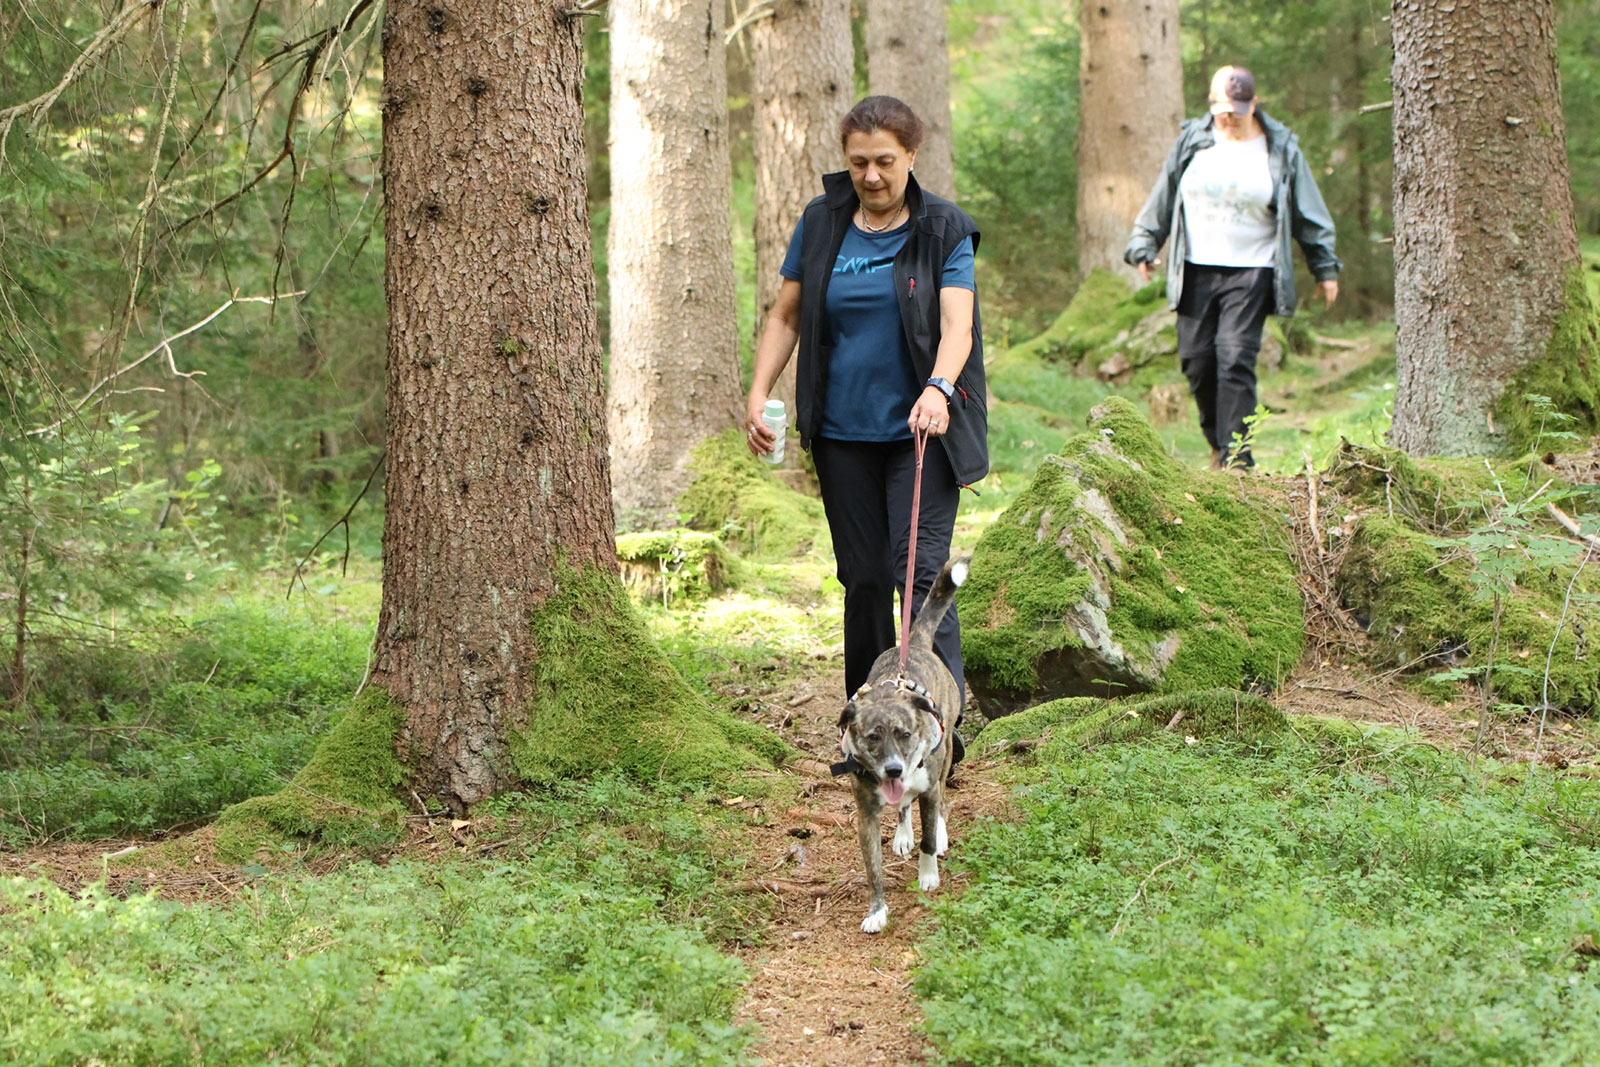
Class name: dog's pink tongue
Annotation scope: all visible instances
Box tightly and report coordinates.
[880,779,907,806]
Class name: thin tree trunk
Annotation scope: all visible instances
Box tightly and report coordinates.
[606,0,743,523]
[1075,0,1182,285]
[1389,0,1581,456]
[375,0,617,808]
[863,0,955,199]
[752,0,853,423]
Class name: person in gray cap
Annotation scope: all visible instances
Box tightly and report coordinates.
[1125,65,1342,469]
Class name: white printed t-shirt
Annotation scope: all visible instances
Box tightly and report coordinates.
[1179,134,1275,268]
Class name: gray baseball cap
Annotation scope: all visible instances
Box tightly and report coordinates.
[1208,66,1257,116]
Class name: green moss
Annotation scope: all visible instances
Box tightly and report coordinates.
[1499,270,1600,455]
[677,429,831,561]
[511,564,792,786]
[614,529,742,604]
[973,697,1105,752]
[1001,269,1163,366]
[1336,515,1600,713]
[210,687,409,862]
[959,398,1303,706]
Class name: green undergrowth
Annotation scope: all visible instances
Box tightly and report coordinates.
[919,722,1600,1065]
[959,398,1303,705]
[512,563,792,786]
[5,773,759,1065]
[678,429,831,560]
[0,605,370,849]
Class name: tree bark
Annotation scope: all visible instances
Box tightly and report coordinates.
[606,0,744,522]
[752,0,853,419]
[1389,0,1581,456]
[375,0,617,808]
[1075,0,1182,286]
[863,0,955,199]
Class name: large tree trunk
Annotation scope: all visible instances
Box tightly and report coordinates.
[606,0,743,522]
[863,0,955,199]
[752,0,853,420]
[1389,0,1581,456]
[376,0,618,807]
[1075,0,1182,286]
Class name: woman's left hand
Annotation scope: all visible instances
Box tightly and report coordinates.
[908,387,950,437]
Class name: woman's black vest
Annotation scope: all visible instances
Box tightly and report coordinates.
[793,171,989,488]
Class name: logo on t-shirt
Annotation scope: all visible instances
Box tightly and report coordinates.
[834,255,893,276]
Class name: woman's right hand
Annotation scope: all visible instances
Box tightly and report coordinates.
[1136,259,1159,283]
[746,393,775,457]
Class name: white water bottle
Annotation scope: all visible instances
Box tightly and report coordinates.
[761,399,786,465]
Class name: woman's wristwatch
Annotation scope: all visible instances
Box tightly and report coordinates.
[925,377,955,400]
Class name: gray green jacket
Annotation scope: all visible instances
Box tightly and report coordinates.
[1123,109,1341,317]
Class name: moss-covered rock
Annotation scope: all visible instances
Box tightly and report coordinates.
[615,529,740,605]
[512,564,793,785]
[678,429,831,560]
[975,689,1367,758]
[1335,514,1600,713]
[1002,269,1166,367]
[958,397,1304,716]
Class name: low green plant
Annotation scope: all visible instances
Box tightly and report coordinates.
[0,605,371,847]
[3,779,756,1064]
[918,731,1600,1065]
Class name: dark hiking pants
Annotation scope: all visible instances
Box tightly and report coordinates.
[811,437,964,706]
[1176,264,1275,466]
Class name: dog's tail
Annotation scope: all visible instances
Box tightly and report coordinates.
[909,554,971,650]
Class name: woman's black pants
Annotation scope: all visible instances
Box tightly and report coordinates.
[810,437,963,704]
[1176,264,1275,466]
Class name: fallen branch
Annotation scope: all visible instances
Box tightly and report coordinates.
[1305,453,1325,561]
[1110,850,1184,940]
[1546,502,1600,551]
[735,878,837,898]
[1312,334,1359,350]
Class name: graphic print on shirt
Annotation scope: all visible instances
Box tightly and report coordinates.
[1179,135,1276,268]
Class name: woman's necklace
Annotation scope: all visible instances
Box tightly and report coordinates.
[857,202,904,233]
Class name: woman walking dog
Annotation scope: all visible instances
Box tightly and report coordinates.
[744,96,986,718]
[1125,65,1342,469]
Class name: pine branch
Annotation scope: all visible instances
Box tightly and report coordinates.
[0,0,165,162]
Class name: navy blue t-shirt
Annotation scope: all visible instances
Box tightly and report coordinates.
[781,217,976,441]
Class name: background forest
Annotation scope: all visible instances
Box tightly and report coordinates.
[5,1,1600,1062]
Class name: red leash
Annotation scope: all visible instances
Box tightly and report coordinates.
[896,426,929,680]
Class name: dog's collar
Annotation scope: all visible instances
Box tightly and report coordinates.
[847,676,937,710]
[830,754,871,779]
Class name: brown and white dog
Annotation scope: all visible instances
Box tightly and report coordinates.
[835,555,969,934]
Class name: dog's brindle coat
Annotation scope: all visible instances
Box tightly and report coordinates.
[837,555,969,933]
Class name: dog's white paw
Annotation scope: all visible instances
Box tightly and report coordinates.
[861,904,889,934]
[892,814,915,857]
[935,815,948,857]
[918,851,940,893]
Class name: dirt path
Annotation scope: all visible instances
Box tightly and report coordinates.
[730,665,1008,1066]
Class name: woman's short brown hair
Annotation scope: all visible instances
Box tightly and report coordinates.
[838,96,924,153]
